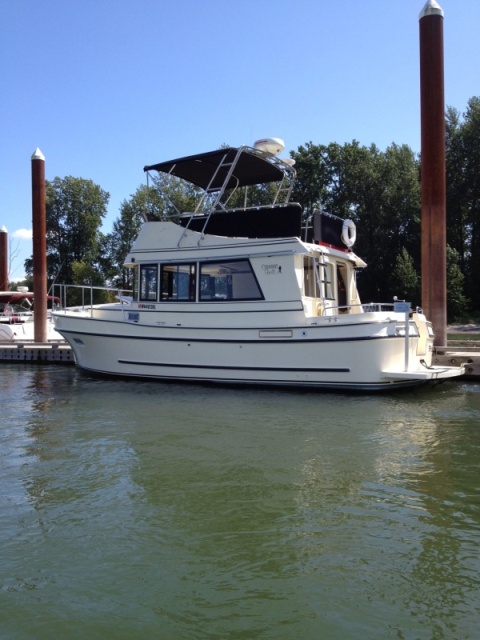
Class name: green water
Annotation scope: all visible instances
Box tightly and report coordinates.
[1,365,479,639]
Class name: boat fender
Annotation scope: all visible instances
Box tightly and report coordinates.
[341,219,356,248]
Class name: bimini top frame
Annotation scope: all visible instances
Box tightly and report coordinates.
[143,145,297,217]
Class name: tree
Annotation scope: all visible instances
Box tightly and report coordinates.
[24,176,109,286]
[391,248,420,305]
[7,238,23,286]
[290,142,332,216]
[101,173,217,289]
[446,246,469,321]
[147,173,202,218]
[100,185,157,289]
[445,96,480,311]
[462,97,480,307]
[445,105,469,271]
[292,141,421,302]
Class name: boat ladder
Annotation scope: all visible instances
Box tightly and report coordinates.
[177,150,242,247]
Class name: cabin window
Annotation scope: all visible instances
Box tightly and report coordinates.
[139,264,158,301]
[199,260,263,301]
[161,263,196,301]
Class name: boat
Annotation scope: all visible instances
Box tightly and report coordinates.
[52,138,464,391]
[0,289,63,342]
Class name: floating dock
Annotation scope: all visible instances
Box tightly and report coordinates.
[434,341,480,379]
[0,341,74,363]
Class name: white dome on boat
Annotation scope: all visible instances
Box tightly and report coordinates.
[253,137,285,156]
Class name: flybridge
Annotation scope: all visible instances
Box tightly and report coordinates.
[142,139,358,249]
[143,139,297,220]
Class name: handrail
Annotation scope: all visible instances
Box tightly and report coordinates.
[52,284,133,311]
[320,302,397,315]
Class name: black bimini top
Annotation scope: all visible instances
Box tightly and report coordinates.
[143,147,286,192]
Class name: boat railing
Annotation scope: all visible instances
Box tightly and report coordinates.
[52,284,133,311]
[321,302,398,316]
[357,303,397,313]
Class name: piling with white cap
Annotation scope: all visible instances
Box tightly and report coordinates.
[31,148,48,343]
[419,0,446,346]
[0,225,8,290]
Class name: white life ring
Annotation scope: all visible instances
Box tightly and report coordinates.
[341,219,356,248]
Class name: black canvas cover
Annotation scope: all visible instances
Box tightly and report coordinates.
[178,204,303,239]
[144,148,286,191]
[312,210,347,248]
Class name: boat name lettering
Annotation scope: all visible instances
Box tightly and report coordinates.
[138,303,156,310]
[262,263,282,275]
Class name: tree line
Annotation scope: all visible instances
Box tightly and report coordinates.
[21,96,480,321]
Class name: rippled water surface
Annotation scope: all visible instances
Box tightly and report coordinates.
[1,364,479,639]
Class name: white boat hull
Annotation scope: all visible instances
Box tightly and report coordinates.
[53,311,464,391]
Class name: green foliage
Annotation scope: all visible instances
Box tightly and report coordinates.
[147,173,202,218]
[25,176,109,286]
[291,101,480,316]
[71,260,105,286]
[445,96,480,309]
[222,183,281,209]
[289,142,332,215]
[100,185,153,289]
[8,277,33,292]
[445,106,469,270]
[391,248,420,305]
[446,246,469,321]
[292,141,421,302]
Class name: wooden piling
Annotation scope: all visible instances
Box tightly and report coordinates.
[0,226,8,290]
[419,1,447,346]
[31,148,48,343]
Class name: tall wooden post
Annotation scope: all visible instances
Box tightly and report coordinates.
[419,0,447,346]
[31,148,48,343]
[0,226,8,290]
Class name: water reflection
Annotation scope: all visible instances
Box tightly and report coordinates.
[292,387,480,638]
[1,367,479,639]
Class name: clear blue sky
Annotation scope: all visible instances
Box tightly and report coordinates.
[1,0,479,281]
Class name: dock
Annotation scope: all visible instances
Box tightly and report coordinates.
[0,341,74,363]
[434,341,480,379]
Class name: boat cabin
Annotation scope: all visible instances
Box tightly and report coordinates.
[130,142,365,321]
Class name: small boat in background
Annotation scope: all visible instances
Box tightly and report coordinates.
[0,288,63,342]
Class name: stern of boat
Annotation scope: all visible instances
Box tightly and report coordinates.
[380,308,465,385]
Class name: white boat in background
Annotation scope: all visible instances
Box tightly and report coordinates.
[52,139,464,391]
[0,289,63,342]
